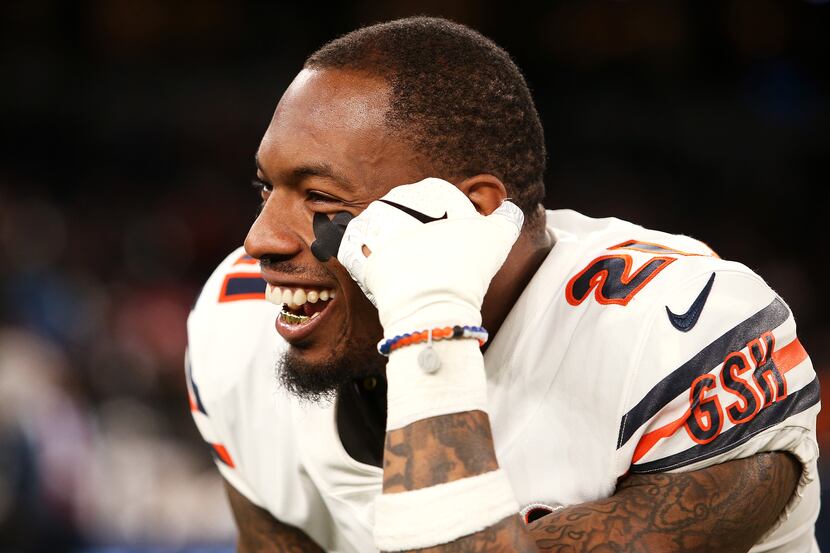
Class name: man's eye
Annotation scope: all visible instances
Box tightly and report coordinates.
[307,191,341,204]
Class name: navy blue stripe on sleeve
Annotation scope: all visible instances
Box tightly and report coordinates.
[185,351,208,415]
[630,376,819,473]
[617,297,790,449]
[218,274,267,302]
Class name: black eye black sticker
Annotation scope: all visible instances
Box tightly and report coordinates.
[311,211,354,261]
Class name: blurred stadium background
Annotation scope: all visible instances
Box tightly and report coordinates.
[1,0,828,551]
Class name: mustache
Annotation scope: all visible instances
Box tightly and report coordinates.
[258,257,334,281]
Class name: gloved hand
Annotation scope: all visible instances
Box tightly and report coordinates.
[337,178,524,338]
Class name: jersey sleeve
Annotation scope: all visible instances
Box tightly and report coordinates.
[185,346,263,503]
[615,265,820,538]
[185,247,271,506]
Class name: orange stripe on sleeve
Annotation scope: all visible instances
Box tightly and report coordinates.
[188,390,199,412]
[212,443,236,468]
[632,408,690,464]
[773,338,808,374]
[632,338,808,465]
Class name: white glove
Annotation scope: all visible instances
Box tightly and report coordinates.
[337,178,524,338]
[341,179,525,546]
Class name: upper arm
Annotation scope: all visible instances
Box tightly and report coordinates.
[527,451,800,553]
[595,267,818,551]
[224,479,325,553]
[617,268,818,474]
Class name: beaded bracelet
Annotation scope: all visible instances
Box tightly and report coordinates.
[378,325,489,356]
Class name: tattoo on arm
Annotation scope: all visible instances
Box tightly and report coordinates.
[224,479,325,553]
[382,411,536,551]
[381,409,800,553]
[527,452,801,553]
[398,515,534,553]
[383,410,499,492]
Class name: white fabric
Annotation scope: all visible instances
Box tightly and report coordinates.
[385,339,489,430]
[187,210,821,553]
[337,178,523,337]
[186,250,353,552]
[373,469,520,551]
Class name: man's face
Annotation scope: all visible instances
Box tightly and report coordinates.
[245,68,431,399]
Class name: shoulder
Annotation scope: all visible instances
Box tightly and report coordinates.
[546,210,817,465]
[548,208,772,329]
[187,247,283,402]
[186,248,297,507]
[190,247,268,316]
[549,209,768,359]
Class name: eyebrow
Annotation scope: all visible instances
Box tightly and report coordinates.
[254,153,357,194]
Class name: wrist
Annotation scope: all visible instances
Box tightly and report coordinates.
[379,325,488,356]
[381,301,481,339]
[385,339,488,430]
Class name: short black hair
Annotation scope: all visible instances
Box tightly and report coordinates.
[305,16,546,229]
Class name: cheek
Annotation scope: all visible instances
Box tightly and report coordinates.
[321,232,382,342]
[341,280,383,338]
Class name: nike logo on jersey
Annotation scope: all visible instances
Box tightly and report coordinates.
[665,272,716,332]
[378,199,448,223]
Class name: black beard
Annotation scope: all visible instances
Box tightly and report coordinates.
[276,342,385,403]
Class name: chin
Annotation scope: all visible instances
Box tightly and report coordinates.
[277,334,385,403]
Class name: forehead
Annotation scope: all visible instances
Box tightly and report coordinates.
[257,68,427,196]
[272,68,390,135]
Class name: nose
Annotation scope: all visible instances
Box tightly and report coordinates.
[244,195,303,261]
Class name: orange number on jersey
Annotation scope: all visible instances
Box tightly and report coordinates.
[565,240,713,307]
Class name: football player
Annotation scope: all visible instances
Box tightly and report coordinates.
[187,17,820,552]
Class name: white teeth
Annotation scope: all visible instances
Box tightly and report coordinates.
[293,289,307,305]
[265,285,336,309]
[265,284,280,306]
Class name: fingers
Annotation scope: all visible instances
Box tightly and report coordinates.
[338,217,368,281]
[487,200,524,238]
[336,209,380,306]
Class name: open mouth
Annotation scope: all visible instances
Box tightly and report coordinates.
[265,284,337,325]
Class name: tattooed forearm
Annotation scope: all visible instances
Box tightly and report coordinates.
[527,452,800,553]
[396,515,536,553]
[224,479,325,553]
[381,406,799,553]
[383,410,499,492]
[381,411,537,552]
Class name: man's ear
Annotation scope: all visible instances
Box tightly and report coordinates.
[456,174,508,216]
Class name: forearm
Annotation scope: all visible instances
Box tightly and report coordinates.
[236,522,322,553]
[382,410,537,552]
[224,479,325,553]
[527,452,799,553]
[381,413,799,553]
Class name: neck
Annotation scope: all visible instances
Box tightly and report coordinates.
[481,215,553,342]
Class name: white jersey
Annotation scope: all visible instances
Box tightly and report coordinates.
[187,209,820,552]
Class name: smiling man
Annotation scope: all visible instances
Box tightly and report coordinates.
[186,17,820,553]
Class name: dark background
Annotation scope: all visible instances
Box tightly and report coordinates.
[1,0,828,551]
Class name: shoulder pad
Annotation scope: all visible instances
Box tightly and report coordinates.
[188,247,283,401]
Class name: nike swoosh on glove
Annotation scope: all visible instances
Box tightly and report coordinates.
[337,177,524,338]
